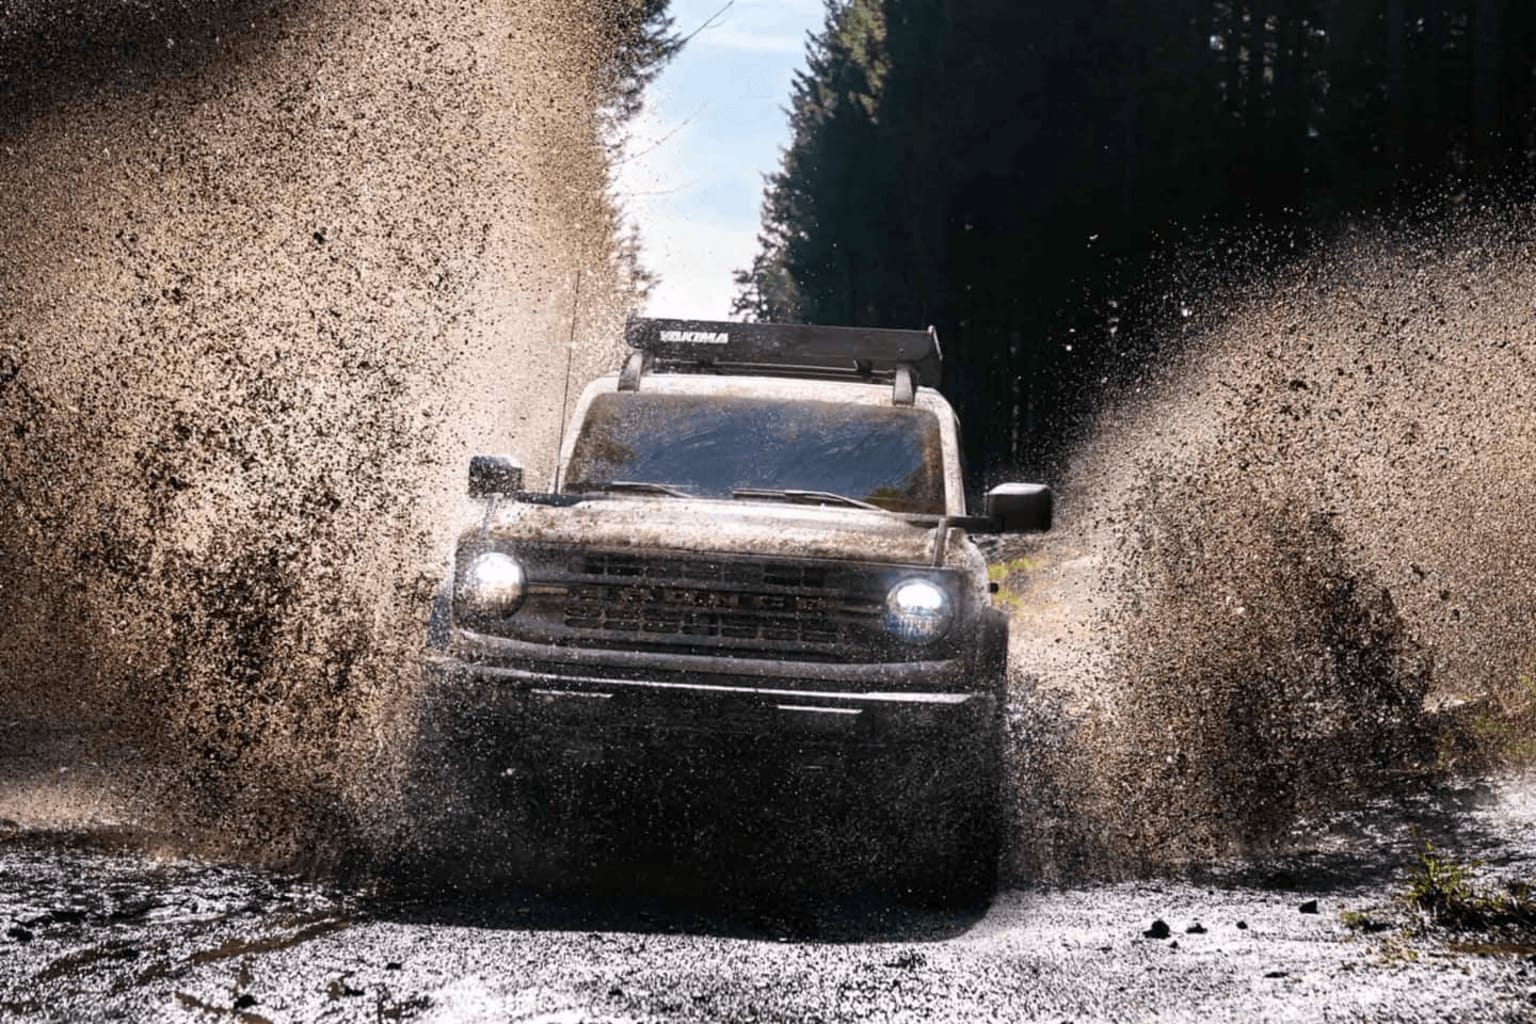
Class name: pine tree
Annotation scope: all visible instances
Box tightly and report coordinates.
[600,0,683,124]
[738,0,1536,475]
[735,0,891,322]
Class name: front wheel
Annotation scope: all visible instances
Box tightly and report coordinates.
[889,720,1003,909]
[895,626,1008,908]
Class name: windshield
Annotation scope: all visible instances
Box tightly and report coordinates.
[563,392,947,515]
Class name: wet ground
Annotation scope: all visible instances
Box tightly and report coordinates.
[4,765,1535,1022]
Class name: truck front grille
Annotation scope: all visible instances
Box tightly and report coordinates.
[521,548,891,658]
[561,584,848,645]
[578,551,831,591]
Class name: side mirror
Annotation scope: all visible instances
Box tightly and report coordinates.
[985,483,1053,533]
[467,454,524,497]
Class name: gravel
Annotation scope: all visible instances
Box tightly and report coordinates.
[3,771,1534,1023]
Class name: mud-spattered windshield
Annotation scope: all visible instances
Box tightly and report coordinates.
[564,392,946,514]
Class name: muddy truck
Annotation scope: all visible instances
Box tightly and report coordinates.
[410,318,1052,905]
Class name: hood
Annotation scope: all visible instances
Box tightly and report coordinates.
[482,495,950,567]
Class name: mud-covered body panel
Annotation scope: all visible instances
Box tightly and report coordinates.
[424,652,998,755]
[432,369,1001,729]
[458,498,991,664]
[483,495,964,566]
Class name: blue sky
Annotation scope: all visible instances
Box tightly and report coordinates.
[614,0,825,320]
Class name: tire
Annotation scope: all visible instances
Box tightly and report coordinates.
[895,620,1008,910]
[390,658,544,895]
[894,721,1003,910]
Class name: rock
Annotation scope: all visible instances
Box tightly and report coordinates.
[1143,919,1171,940]
[1185,922,1207,934]
[327,979,365,999]
[233,994,259,1009]
[6,925,33,943]
[1265,970,1288,979]
[1299,900,1319,914]
[1236,921,1249,930]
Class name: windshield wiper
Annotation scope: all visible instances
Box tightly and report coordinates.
[731,487,885,511]
[581,480,693,498]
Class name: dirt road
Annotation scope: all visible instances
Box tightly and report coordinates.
[4,771,1534,1023]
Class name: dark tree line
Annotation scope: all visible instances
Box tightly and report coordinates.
[599,0,683,123]
[735,1,1536,478]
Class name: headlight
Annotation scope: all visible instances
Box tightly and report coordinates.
[884,578,953,645]
[456,551,527,621]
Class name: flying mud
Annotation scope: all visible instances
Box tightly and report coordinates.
[1,1,1533,898]
[1004,208,1536,881]
[0,0,632,866]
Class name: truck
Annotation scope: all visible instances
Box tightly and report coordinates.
[412,318,1052,906]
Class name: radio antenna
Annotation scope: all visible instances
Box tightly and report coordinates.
[551,268,582,491]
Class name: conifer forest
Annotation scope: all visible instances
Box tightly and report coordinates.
[733,1,1536,477]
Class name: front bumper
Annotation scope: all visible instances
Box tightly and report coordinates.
[409,639,1004,896]
[423,634,998,756]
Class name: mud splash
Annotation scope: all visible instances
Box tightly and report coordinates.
[1005,208,1536,882]
[0,0,631,864]
[7,6,1533,890]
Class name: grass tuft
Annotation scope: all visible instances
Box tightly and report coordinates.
[987,555,1040,612]
[1399,840,1536,934]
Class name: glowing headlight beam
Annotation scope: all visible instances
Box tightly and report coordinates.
[456,551,527,620]
[884,577,953,645]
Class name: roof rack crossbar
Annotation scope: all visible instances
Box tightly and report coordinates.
[624,317,942,391]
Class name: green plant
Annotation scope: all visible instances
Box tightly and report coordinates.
[1401,841,1486,927]
[1469,712,1536,763]
[986,555,1039,584]
[1520,665,1536,703]
[987,555,1042,612]
[1396,839,1536,936]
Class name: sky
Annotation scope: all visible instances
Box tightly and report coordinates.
[613,0,825,321]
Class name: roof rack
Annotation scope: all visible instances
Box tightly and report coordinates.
[619,317,942,405]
